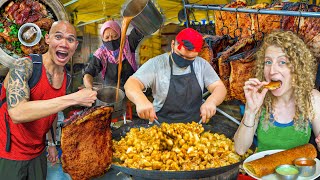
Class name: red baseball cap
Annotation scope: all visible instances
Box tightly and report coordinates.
[176,28,203,52]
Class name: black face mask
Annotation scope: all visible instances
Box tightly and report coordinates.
[103,38,120,51]
[171,51,194,68]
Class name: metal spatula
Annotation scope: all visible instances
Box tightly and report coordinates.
[153,119,161,126]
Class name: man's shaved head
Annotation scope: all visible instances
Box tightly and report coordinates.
[45,20,78,66]
[49,20,77,36]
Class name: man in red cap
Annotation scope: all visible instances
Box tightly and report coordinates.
[125,28,227,123]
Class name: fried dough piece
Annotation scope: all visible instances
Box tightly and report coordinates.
[263,81,281,90]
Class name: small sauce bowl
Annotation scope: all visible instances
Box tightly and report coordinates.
[293,157,316,177]
[275,164,299,180]
[18,23,42,47]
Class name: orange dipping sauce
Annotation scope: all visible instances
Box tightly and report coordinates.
[295,159,316,166]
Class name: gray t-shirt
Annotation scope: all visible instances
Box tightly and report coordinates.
[133,53,220,112]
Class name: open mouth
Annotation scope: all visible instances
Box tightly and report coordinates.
[56,51,68,59]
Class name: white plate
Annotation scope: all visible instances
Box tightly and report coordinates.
[243,149,320,180]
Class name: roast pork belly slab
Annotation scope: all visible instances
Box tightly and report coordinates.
[61,106,113,180]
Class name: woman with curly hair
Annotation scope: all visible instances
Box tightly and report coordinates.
[234,30,320,154]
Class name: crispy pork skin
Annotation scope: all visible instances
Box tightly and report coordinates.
[61,106,113,180]
[198,41,213,63]
[230,52,256,103]
[218,37,255,100]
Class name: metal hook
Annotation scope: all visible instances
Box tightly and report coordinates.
[256,9,262,34]
[296,1,306,34]
[234,7,243,38]
[248,12,255,36]
[218,6,224,26]
[250,8,264,42]
[297,10,302,34]
[206,5,210,22]
[204,5,215,35]
[219,5,230,36]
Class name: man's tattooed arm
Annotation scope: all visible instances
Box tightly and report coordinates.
[6,58,33,109]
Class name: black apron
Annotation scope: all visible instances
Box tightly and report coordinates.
[157,56,203,123]
[104,59,134,89]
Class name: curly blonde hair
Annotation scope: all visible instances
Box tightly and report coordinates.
[255,30,316,131]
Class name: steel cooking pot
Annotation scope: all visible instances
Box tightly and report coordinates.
[122,0,164,36]
[96,86,125,108]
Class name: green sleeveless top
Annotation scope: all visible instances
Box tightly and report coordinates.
[256,110,311,152]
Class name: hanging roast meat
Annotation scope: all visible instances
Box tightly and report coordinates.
[302,5,320,41]
[300,5,320,58]
[214,1,272,39]
[281,2,302,33]
[282,3,320,58]
[214,0,247,38]
[61,106,114,180]
[229,48,257,103]
[236,3,269,38]
[217,37,256,101]
[198,40,213,64]
[308,35,320,60]
[250,4,283,39]
[203,35,236,74]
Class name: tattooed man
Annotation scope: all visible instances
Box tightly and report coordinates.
[0,21,97,179]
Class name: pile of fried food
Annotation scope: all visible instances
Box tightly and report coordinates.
[113,122,252,171]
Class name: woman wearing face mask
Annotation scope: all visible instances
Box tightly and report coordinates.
[83,20,144,89]
[124,28,227,123]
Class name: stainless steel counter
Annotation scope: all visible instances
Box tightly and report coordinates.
[47,163,132,180]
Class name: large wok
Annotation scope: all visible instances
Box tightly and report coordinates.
[112,120,254,179]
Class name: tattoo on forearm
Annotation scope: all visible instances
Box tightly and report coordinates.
[7,58,32,109]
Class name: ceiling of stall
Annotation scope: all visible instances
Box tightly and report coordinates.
[59,0,317,34]
[59,0,231,27]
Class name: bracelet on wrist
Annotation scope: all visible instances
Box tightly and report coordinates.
[242,120,255,128]
[48,141,56,147]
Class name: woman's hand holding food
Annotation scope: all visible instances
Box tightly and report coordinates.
[243,78,269,114]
